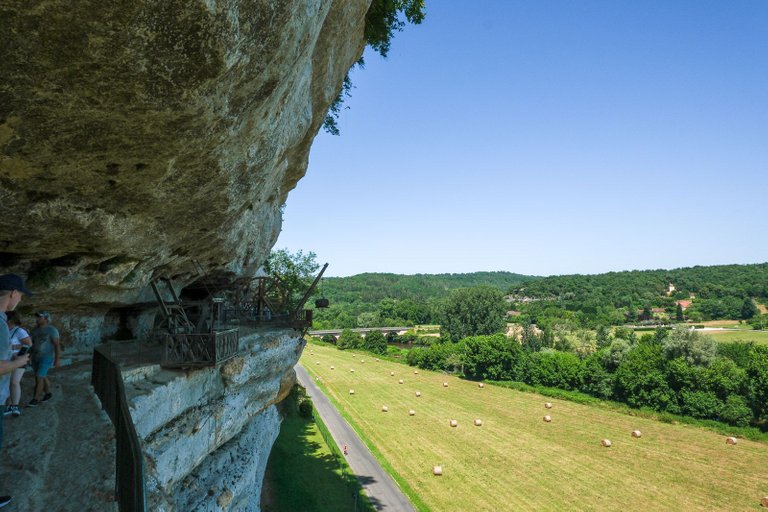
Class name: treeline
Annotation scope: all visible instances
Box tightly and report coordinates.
[313,272,535,329]
[405,329,768,429]
[509,263,768,327]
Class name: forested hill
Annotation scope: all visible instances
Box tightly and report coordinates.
[322,271,538,303]
[509,263,768,307]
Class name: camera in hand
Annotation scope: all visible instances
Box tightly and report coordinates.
[16,345,30,356]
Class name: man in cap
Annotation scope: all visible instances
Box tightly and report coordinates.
[29,311,61,407]
[0,273,32,508]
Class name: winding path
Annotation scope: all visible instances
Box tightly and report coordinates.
[295,364,415,512]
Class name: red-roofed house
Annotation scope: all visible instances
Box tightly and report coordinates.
[676,300,693,310]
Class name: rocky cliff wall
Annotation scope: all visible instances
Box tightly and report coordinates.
[0,0,369,323]
[121,328,304,511]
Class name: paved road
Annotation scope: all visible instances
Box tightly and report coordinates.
[295,364,415,512]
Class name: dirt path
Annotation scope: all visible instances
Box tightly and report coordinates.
[295,364,415,512]
[0,359,116,511]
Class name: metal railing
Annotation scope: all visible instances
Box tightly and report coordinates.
[91,346,147,512]
[223,308,313,330]
[161,328,240,368]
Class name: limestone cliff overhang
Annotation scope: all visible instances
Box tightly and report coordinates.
[0,0,370,313]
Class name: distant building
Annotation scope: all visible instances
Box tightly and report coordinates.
[676,300,693,310]
[666,283,676,296]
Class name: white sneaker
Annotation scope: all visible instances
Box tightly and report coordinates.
[10,405,20,417]
[2,406,11,417]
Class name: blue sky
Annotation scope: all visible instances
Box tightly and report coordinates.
[277,1,768,277]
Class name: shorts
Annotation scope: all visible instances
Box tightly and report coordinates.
[32,356,54,377]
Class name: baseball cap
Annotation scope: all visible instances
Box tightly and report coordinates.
[35,311,52,320]
[0,274,33,296]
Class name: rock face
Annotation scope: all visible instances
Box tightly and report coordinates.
[122,328,304,511]
[0,0,369,318]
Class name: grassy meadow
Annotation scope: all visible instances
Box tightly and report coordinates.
[701,329,768,345]
[302,342,768,512]
[263,391,367,512]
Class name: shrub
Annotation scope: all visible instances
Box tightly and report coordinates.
[680,390,722,420]
[298,398,313,418]
[321,334,336,344]
[719,395,752,427]
[528,351,583,391]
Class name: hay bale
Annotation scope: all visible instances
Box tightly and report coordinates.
[726,436,738,445]
[376,358,380,362]
[390,371,395,376]
[544,402,553,409]
[450,419,458,427]
[399,379,404,384]
[478,383,485,388]
[443,382,449,388]
[349,389,355,395]
[416,391,422,397]
[760,496,768,508]
[414,370,419,374]
[381,405,388,412]
[350,369,355,373]
[631,430,642,438]
[474,419,483,426]
[330,366,335,370]
[409,410,416,416]
[543,415,552,423]
[361,360,365,364]
[601,439,612,447]
[433,465,443,476]
[315,361,320,365]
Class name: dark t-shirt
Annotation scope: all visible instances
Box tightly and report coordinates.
[31,325,59,358]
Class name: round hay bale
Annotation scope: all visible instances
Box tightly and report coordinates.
[726,436,738,445]
[760,496,768,508]
[544,402,553,409]
[399,379,404,384]
[315,361,320,365]
[474,419,483,426]
[543,415,552,423]
[414,370,419,374]
[433,465,443,476]
[416,391,421,397]
[443,382,449,388]
[601,439,612,447]
[350,369,355,373]
[376,358,380,362]
[450,419,458,427]
[409,410,416,416]
[631,430,642,438]
[330,366,335,370]
[390,371,395,376]
[478,383,484,388]
[349,389,355,395]
[381,405,388,412]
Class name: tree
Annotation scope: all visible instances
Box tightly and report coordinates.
[323,0,426,134]
[336,329,363,350]
[662,329,717,367]
[263,249,320,311]
[740,298,758,320]
[439,286,507,342]
[362,330,387,355]
[676,303,684,322]
[746,346,768,421]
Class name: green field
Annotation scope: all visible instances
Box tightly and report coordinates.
[263,391,366,512]
[699,329,768,344]
[302,343,768,512]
